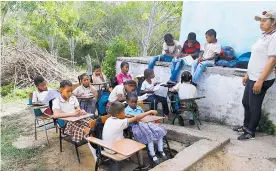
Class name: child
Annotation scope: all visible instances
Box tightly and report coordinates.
[32,76,52,114]
[180,32,201,60]
[116,62,132,85]
[92,64,108,90]
[125,93,168,164]
[52,80,91,143]
[107,79,137,110]
[73,73,98,114]
[170,71,197,125]
[191,29,221,86]
[141,69,169,116]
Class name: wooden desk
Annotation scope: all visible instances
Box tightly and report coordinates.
[76,95,95,100]
[86,137,146,156]
[140,115,165,123]
[59,113,94,122]
[28,104,49,109]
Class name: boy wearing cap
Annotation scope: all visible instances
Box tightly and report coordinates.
[234,10,276,140]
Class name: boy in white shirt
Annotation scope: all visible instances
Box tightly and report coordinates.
[191,29,221,86]
[170,71,198,125]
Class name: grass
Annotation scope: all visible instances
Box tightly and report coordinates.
[1,114,43,170]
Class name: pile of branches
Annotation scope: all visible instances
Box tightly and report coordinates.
[1,36,78,88]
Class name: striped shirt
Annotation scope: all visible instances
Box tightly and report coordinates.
[182,40,201,59]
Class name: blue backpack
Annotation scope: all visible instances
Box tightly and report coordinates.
[97,90,110,116]
[215,46,237,68]
[236,52,251,69]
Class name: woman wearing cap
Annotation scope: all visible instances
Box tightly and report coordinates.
[233,10,276,140]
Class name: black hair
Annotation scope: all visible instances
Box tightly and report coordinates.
[144,69,154,79]
[93,64,101,71]
[60,80,73,88]
[78,73,90,83]
[181,71,192,83]
[205,29,217,38]
[108,101,125,117]
[34,76,45,86]
[126,92,138,101]
[187,32,196,41]
[164,33,174,42]
[120,62,129,69]
[123,79,137,88]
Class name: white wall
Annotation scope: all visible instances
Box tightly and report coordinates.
[179,1,276,57]
[116,58,276,126]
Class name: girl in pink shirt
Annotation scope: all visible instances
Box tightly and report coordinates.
[116,62,132,84]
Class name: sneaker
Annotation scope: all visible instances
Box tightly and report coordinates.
[151,155,160,165]
[233,126,245,134]
[157,151,168,161]
[189,119,195,125]
[191,82,197,87]
[167,80,177,85]
[237,132,255,140]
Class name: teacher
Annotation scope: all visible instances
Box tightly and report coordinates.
[234,10,276,140]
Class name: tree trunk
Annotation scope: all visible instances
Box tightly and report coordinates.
[142,2,158,57]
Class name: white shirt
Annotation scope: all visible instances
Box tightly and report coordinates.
[102,117,129,142]
[73,85,96,96]
[140,80,154,93]
[201,42,221,62]
[108,84,126,102]
[52,95,79,113]
[92,74,108,90]
[248,30,276,81]
[162,40,181,56]
[172,82,197,99]
[32,89,52,113]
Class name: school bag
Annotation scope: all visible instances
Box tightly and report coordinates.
[236,52,251,69]
[97,89,110,116]
[136,76,145,96]
[215,46,237,67]
[109,76,118,88]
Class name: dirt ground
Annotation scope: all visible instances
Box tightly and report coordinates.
[1,102,276,171]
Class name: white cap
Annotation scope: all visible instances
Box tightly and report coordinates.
[255,10,276,21]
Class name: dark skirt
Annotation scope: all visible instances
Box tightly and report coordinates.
[79,99,96,114]
[132,122,167,144]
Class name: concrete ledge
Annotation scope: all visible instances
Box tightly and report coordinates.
[151,124,230,171]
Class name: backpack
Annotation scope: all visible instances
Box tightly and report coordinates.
[236,52,251,69]
[88,117,105,149]
[97,90,110,116]
[215,46,236,63]
[136,76,145,96]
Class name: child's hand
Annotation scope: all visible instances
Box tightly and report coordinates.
[80,109,86,115]
[149,110,158,115]
[198,57,203,64]
[72,109,81,116]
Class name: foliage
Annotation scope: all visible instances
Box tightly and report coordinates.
[0,82,14,97]
[2,1,182,66]
[102,37,137,78]
[257,111,276,135]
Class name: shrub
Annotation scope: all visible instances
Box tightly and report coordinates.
[257,111,275,135]
[0,82,15,97]
[102,36,137,78]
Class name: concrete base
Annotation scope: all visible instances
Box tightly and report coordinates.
[116,57,276,126]
[150,124,230,171]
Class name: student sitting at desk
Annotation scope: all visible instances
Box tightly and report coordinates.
[106,80,137,111]
[92,64,108,90]
[116,61,132,85]
[32,76,52,115]
[73,73,98,114]
[141,69,169,116]
[170,71,197,125]
[125,93,168,165]
[52,80,91,143]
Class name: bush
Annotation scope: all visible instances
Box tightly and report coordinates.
[0,82,14,97]
[257,111,276,135]
[102,36,137,78]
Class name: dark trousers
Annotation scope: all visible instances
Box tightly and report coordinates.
[242,79,275,133]
[146,94,169,115]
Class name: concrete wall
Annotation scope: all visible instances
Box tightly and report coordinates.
[116,57,276,126]
[179,1,276,57]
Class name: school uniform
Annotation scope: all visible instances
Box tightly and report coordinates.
[52,95,91,143]
[106,84,127,111]
[32,89,51,113]
[73,85,97,114]
[141,80,169,115]
[124,105,167,156]
[92,73,108,90]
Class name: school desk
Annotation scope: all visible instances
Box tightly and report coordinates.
[59,113,94,122]
[140,115,165,123]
